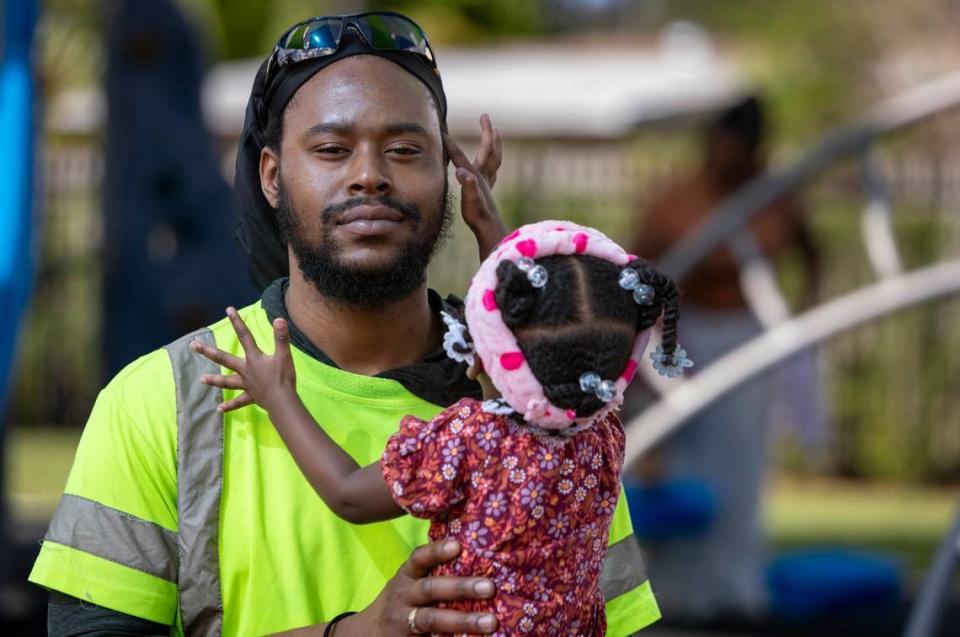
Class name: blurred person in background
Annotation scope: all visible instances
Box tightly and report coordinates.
[29,10,657,636]
[629,95,820,623]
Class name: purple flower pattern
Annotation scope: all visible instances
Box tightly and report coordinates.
[380,398,625,635]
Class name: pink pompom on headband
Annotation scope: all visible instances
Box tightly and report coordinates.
[461,220,670,430]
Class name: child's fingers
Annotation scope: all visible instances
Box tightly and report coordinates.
[491,126,503,184]
[474,114,501,187]
[474,114,493,178]
[217,392,254,413]
[190,340,244,372]
[226,307,260,357]
[456,168,484,217]
[443,134,473,172]
[272,318,292,360]
[201,373,245,390]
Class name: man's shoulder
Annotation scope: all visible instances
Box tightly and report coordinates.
[105,300,266,402]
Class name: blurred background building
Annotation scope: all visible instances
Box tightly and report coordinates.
[4,0,960,634]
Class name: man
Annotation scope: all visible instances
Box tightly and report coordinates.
[631,95,819,621]
[31,12,659,636]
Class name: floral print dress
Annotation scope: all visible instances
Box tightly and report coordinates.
[381,397,625,636]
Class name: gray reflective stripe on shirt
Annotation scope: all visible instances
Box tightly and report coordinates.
[601,534,648,601]
[44,493,178,582]
[167,328,224,637]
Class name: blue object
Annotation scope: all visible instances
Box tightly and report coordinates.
[623,478,716,540]
[0,0,37,411]
[767,549,902,620]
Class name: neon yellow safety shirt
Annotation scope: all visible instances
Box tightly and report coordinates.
[30,299,660,636]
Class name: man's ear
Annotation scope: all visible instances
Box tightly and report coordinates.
[260,146,280,208]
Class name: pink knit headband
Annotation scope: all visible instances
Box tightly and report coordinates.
[464,220,653,430]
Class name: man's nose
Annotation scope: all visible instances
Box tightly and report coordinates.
[347,146,392,196]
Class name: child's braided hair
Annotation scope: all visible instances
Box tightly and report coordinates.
[493,254,680,418]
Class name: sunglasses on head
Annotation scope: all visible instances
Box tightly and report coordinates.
[264,11,437,90]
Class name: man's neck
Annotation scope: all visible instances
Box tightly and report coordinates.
[284,270,441,377]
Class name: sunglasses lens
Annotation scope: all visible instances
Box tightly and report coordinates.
[269,13,435,88]
[361,14,432,60]
[303,19,341,52]
[282,18,341,53]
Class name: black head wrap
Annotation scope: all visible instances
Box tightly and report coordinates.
[234,27,448,290]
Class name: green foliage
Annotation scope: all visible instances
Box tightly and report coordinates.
[658,0,878,143]
[367,0,546,44]
[783,191,960,483]
[183,0,549,61]
[178,0,326,60]
[38,0,103,94]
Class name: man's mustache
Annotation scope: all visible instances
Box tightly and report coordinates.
[321,196,422,223]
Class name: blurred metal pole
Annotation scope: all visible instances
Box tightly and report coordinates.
[903,500,960,637]
[731,232,791,328]
[861,150,903,278]
[623,257,960,463]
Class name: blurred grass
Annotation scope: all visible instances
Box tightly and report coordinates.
[6,426,81,522]
[766,476,959,583]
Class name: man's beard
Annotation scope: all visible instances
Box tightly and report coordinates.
[275,178,453,308]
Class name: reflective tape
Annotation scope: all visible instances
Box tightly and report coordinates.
[167,328,224,637]
[44,493,177,582]
[602,534,648,601]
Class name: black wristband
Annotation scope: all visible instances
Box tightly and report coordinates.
[323,611,357,637]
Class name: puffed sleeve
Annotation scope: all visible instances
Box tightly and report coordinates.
[380,399,481,520]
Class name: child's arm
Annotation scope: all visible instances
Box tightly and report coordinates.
[190,308,403,524]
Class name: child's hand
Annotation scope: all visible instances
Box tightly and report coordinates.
[445,114,508,261]
[190,307,296,414]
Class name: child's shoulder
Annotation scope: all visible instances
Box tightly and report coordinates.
[415,397,496,432]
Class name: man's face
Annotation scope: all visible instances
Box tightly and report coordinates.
[260,55,451,306]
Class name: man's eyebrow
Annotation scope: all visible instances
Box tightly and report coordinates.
[302,122,430,137]
[385,122,430,136]
[304,122,353,137]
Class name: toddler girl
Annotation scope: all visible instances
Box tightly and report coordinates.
[195,221,692,635]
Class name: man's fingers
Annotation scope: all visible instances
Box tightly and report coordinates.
[402,540,462,579]
[201,374,245,390]
[226,307,260,356]
[411,575,495,606]
[217,392,254,413]
[190,340,244,373]
[393,541,497,635]
[410,607,498,635]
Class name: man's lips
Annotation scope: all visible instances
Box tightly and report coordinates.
[337,205,405,225]
[335,205,406,237]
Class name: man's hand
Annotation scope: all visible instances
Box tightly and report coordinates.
[341,539,497,635]
[190,307,296,414]
[446,114,508,261]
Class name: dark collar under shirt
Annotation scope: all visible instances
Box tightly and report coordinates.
[261,278,482,407]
